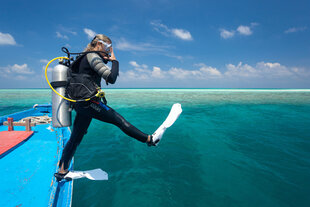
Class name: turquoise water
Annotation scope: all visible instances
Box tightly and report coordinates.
[1,89,310,207]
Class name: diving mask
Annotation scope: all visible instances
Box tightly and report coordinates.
[98,40,112,53]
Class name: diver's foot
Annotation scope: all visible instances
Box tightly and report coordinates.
[150,126,166,146]
[147,134,160,147]
[54,171,71,182]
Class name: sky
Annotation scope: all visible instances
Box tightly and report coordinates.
[0,0,309,88]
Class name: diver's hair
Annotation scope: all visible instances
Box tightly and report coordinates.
[84,34,112,52]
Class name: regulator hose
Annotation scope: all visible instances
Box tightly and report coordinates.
[44,56,105,103]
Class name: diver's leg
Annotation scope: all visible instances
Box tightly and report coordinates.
[58,112,92,173]
[88,101,150,143]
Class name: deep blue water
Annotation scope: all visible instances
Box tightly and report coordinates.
[1,89,310,207]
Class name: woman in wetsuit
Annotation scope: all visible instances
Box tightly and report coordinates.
[54,34,158,181]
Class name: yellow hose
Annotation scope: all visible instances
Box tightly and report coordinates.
[45,57,105,103]
[45,57,77,102]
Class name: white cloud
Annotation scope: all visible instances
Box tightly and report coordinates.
[221,23,257,39]
[116,39,148,51]
[117,39,182,60]
[151,21,193,41]
[10,64,34,74]
[225,62,258,77]
[237,25,252,35]
[0,32,17,45]
[167,67,190,79]
[129,61,148,69]
[116,39,142,51]
[152,66,164,78]
[256,62,293,77]
[67,30,77,35]
[124,61,162,80]
[115,38,168,52]
[118,60,309,87]
[84,28,96,39]
[224,62,297,78]
[284,27,307,34]
[164,54,183,61]
[40,59,49,64]
[56,32,68,40]
[55,26,77,41]
[59,26,77,35]
[220,29,235,39]
[291,67,310,77]
[0,64,35,80]
[122,61,222,81]
[129,61,140,67]
[171,29,193,41]
[196,63,222,77]
[150,21,170,36]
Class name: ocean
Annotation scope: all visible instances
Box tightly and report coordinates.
[0,89,310,207]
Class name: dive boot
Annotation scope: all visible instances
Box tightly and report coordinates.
[54,171,72,182]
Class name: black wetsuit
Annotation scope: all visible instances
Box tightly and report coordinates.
[59,54,148,170]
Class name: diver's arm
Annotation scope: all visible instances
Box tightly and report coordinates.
[104,47,118,83]
[86,53,111,82]
[107,60,119,84]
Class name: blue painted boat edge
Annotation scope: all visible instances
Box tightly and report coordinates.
[48,127,74,207]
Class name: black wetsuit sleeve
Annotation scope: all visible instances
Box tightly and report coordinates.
[107,60,119,84]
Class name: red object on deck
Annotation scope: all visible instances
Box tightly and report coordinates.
[0,131,34,156]
[8,117,14,131]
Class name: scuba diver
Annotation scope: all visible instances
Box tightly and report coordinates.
[54,34,160,181]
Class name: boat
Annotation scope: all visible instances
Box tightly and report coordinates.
[0,104,73,207]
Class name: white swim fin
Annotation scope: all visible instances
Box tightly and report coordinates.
[64,168,108,181]
[151,103,182,146]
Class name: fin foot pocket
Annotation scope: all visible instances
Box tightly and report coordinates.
[54,171,71,182]
[147,135,159,147]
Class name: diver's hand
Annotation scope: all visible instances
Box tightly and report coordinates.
[103,47,116,61]
[109,47,116,61]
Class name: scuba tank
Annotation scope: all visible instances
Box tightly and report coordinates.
[51,61,71,128]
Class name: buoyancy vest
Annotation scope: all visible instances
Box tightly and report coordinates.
[66,52,107,100]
